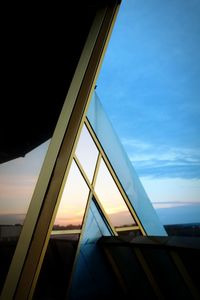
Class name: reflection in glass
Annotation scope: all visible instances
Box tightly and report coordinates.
[95,158,136,228]
[0,140,50,228]
[35,160,89,300]
[53,160,89,230]
[0,140,50,293]
[75,124,99,182]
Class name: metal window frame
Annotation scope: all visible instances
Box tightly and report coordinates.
[65,115,146,293]
[45,102,146,299]
[85,118,146,235]
[74,154,116,234]
[1,2,121,299]
[74,121,145,236]
[50,113,146,242]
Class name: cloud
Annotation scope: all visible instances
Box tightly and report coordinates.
[122,138,200,179]
[135,162,200,179]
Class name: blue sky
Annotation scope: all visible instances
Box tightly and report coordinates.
[1,0,200,226]
[96,0,200,224]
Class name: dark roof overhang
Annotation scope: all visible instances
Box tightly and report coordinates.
[1,1,121,164]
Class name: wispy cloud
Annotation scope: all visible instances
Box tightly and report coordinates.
[136,163,200,179]
[122,138,200,179]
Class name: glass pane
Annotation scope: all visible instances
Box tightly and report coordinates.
[35,160,89,300]
[0,140,50,293]
[53,160,89,231]
[95,158,135,228]
[75,124,99,182]
[87,92,167,236]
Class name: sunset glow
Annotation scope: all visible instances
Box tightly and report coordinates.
[54,160,89,227]
[95,158,135,227]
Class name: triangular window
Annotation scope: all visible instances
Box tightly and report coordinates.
[34,93,165,299]
[51,117,144,239]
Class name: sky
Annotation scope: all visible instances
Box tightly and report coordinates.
[0,0,200,227]
[96,0,200,224]
[0,141,49,224]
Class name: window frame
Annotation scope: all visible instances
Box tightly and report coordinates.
[1,3,121,299]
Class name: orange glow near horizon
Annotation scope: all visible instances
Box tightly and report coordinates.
[0,125,137,229]
[95,158,135,227]
[54,160,89,228]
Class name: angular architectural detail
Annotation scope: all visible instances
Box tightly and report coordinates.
[1,3,122,299]
[1,1,199,298]
[87,92,167,236]
[32,90,166,299]
[51,91,167,299]
[67,199,115,300]
[51,91,154,240]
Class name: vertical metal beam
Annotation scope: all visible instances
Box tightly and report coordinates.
[1,2,120,300]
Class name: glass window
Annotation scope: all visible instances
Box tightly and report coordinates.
[0,140,50,229]
[95,158,136,228]
[0,140,50,293]
[75,124,99,183]
[53,160,89,231]
[35,160,89,300]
